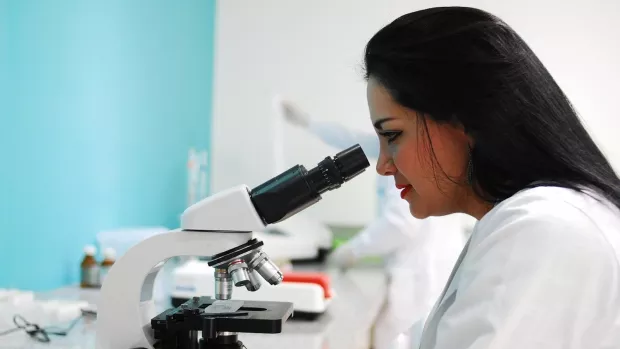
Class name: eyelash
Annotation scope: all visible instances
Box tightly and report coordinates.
[379,131,402,144]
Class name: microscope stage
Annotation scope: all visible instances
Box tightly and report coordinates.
[151,296,294,340]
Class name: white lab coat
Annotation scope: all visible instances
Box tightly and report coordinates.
[308,121,472,349]
[418,185,620,349]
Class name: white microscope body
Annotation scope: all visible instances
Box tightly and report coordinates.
[95,144,369,349]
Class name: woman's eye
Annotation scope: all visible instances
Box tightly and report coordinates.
[380,131,402,143]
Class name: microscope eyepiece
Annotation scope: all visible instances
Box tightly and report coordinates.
[249,144,370,225]
[306,143,369,194]
[334,144,369,181]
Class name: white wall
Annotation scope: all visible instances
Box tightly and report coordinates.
[211,0,620,226]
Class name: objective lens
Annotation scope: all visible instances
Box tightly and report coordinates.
[248,252,283,285]
[214,269,232,300]
[245,269,262,291]
[228,260,250,287]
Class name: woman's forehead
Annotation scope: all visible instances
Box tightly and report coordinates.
[367,82,409,124]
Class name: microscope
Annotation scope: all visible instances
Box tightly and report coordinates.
[95,144,370,349]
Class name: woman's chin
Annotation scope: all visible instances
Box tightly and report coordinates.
[410,209,429,219]
[407,200,428,219]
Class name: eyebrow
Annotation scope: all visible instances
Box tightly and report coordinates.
[373,117,396,130]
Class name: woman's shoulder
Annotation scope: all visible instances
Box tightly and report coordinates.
[473,186,620,259]
[481,185,617,226]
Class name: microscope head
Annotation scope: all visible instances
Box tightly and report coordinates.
[180,144,370,232]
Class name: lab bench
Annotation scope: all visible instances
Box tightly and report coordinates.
[0,265,387,349]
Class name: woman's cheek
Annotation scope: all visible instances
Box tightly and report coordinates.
[392,141,419,182]
[390,143,407,172]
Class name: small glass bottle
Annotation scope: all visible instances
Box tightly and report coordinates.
[80,245,100,288]
[99,248,116,286]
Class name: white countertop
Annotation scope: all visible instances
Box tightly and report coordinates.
[0,265,387,349]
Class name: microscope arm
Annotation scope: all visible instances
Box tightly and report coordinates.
[96,230,254,349]
[96,185,269,349]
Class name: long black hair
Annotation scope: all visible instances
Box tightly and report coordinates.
[364,6,620,209]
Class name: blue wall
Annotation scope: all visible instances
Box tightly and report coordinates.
[0,1,216,291]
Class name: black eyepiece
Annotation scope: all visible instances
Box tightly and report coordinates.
[249,144,370,224]
[333,144,370,182]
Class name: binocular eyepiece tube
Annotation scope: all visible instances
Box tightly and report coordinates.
[250,144,370,225]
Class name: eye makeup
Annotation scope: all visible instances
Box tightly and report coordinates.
[378,130,402,144]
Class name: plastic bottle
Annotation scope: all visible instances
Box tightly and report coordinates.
[80,245,100,288]
[99,248,116,286]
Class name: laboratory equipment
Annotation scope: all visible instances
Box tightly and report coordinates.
[99,248,116,285]
[151,296,293,349]
[80,245,100,288]
[95,144,370,349]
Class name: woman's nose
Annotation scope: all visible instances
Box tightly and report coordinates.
[376,153,396,176]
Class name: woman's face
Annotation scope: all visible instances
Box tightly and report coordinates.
[366,78,471,219]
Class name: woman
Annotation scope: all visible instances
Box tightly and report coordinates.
[364,6,620,349]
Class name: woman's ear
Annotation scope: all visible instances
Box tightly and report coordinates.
[448,121,472,147]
